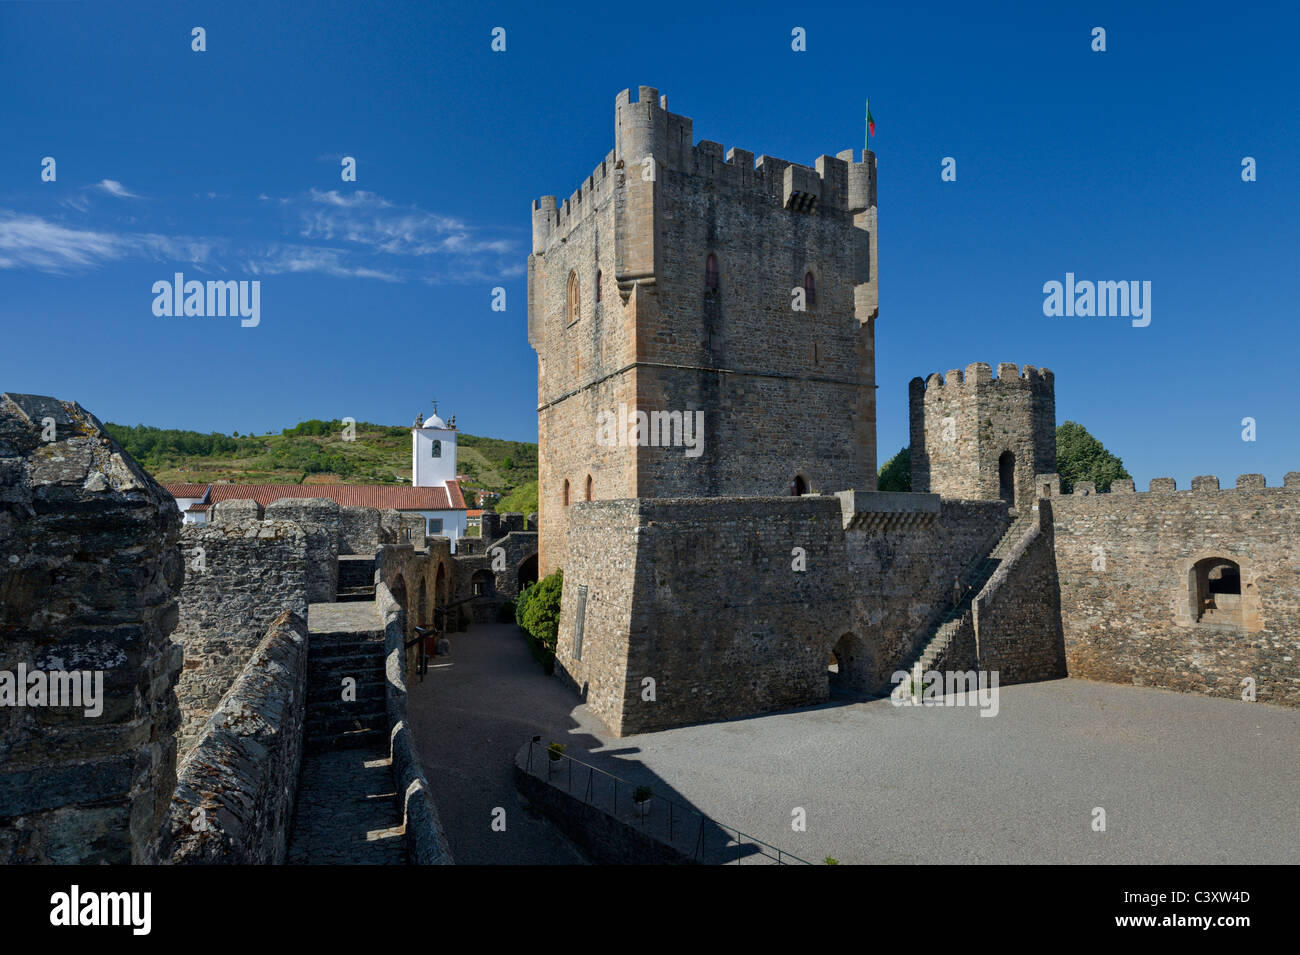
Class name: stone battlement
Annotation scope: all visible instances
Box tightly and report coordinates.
[1058,472,1300,496]
[530,85,876,257]
[911,362,1054,395]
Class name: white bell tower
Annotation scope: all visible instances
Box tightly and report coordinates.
[412,406,457,488]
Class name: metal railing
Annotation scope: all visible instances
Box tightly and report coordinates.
[524,739,812,865]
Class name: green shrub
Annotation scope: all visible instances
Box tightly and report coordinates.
[521,569,563,653]
[515,583,534,629]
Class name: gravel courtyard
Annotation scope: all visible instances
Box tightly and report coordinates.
[578,678,1300,864]
[411,624,1300,864]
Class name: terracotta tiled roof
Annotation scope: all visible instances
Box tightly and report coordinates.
[187,503,211,513]
[446,479,466,509]
[163,483,211,499]
[205,483,464,510]
[467,509,484,518]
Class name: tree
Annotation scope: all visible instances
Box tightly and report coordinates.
[497,480,538,515]
[877,446,911,491]
[520,569,563,652]
[1056,421,1130,493]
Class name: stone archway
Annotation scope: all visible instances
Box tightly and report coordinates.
[517,553,538,591]
[828,632,873,695]
[1175,550,1264,631]
[998,450,1015,505]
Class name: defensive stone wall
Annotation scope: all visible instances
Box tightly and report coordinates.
[264,498,340,603]
[973,501,1067,683]
[170,609,307,864]
[339,505,382,555]
[0,393,183,864]
[842,495,1012,690]
[377,582,454,864]
[1051,474,1300,706]
[174,519,311,753]
[557,497,852,735]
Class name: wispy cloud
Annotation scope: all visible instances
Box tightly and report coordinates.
[97,179,143,199]
[0,212,211,273]
[0,185,521,284]
[297,189,515,258]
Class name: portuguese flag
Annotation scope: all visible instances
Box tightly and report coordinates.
[866,98,876,141]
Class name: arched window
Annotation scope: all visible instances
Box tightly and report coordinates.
[471,569,495,598]
[998,450,1015,504]
[431,439,441,458]
[566,271,580,324]
[595,269,602,302]
[585,474,593,501]
[563,479,570,507]
[1192,557,1243,627]
[705,254,719,292]
[804,270,816,307]
[790,475,808,496]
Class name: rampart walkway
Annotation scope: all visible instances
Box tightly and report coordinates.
[286,600,405,864]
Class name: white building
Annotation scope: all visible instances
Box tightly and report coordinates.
[409,410,468,546]
[157,410,470,549]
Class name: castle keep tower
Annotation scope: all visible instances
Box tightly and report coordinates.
[909,363,1055,510]
[528,86,880,573]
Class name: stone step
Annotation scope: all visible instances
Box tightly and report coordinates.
[304,726,389,754]
[308,655,386,682]
[305,707,387,738]
[310,633,385,658]
[337,588,378,603]
[307,680,387,705]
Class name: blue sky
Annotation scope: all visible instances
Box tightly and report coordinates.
[1,0,1296,487]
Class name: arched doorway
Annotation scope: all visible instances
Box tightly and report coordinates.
[435,563,448,606]
[517,553,538,591]
[828,633,870,695]
[1191,557,1243,627]
[790,474,808,496]
[998,451,1015,505]
[472,569,495,597]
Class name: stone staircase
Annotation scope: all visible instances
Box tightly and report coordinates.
[286,599,405,863]
[893,511,1033,697]
[305,626,388,753]
[337,555,377,602]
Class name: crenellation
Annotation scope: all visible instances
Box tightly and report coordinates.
[1192,475,1220,491]
[1150,477,1177,491]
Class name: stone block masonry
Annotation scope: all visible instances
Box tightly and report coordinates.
[0,393,183,864]
[170,609,308,864]
[910,363,1056,511]
[557,497,854,735]
[973,500,1067,683]
[1052,478,1300,706]
[174,518,311,753]
[265,497,340,603]
[529,87,880,576]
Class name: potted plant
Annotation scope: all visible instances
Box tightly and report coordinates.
[546,742,565,769]
[632,784,653,818]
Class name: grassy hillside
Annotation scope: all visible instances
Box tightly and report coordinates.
[104,418,538,502]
